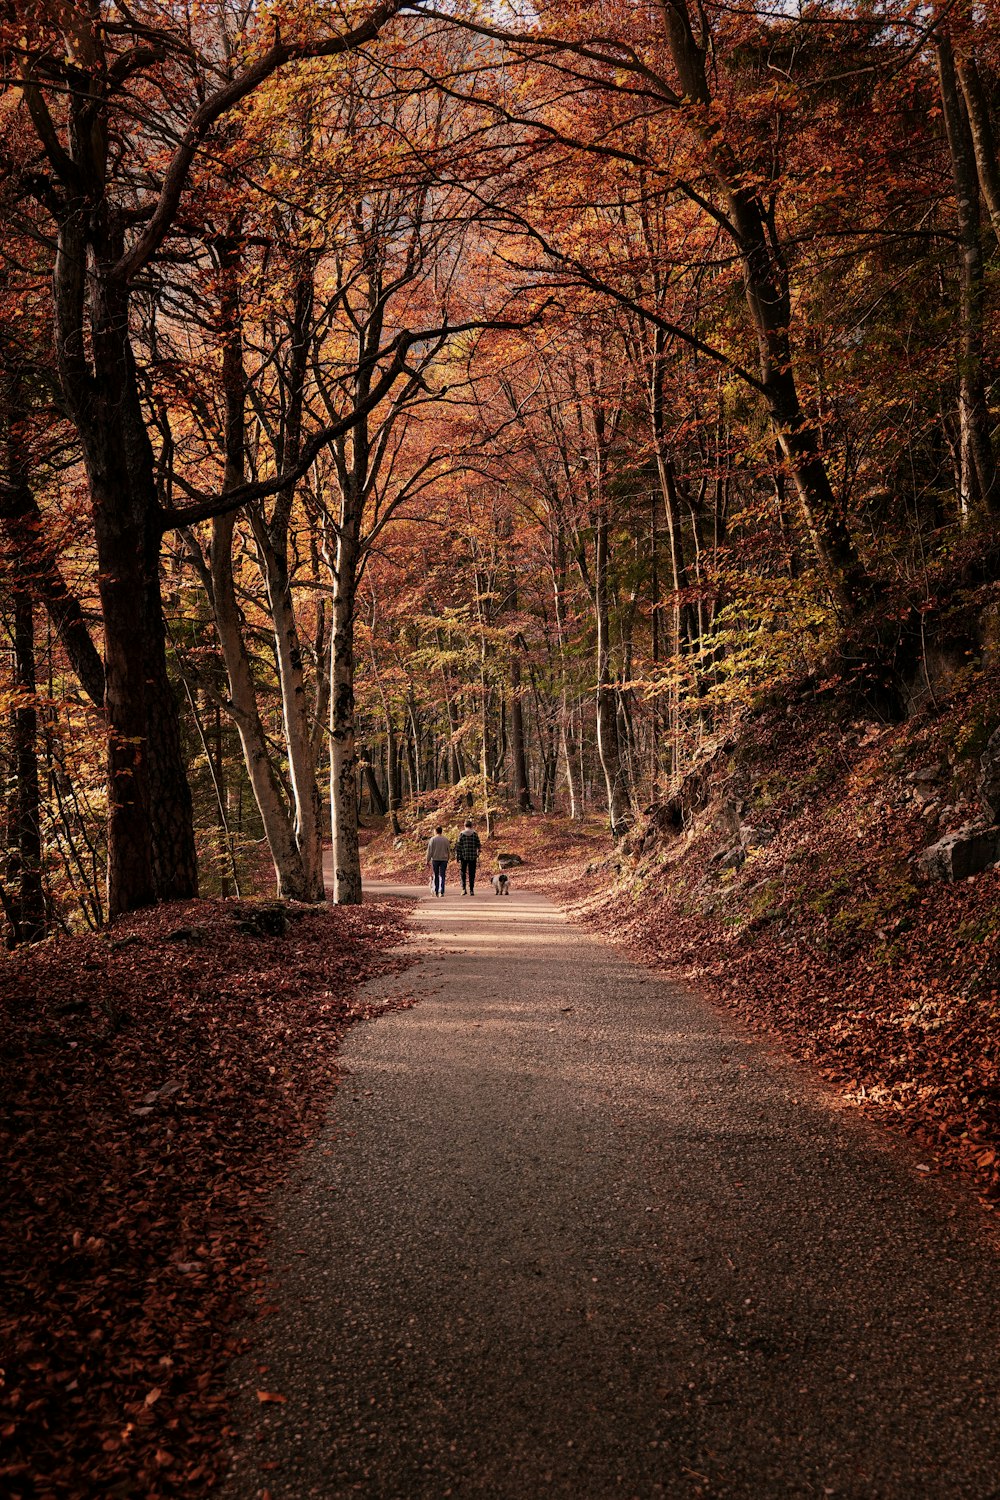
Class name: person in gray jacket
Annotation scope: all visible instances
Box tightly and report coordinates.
[426,826,451,896]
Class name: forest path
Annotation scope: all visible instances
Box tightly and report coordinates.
[223,883,1000,1499]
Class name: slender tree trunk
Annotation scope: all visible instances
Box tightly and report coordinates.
[561,713,580,819]
[955,46,1000,251]
[0,484,105,708]
[384,707,403,834]
[208,513,312,897]
[595,509,631,834]
[510,656,532,812]
[6,591,46,942]
[199,235,319,899]
[550,539,581,819]
[248,263,325,899]
[329,526,363,904]
[253,529,326,898]
[407,694,423,796]
[938,31,998,517]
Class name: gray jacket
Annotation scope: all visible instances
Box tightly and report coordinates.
[426,834,450,862]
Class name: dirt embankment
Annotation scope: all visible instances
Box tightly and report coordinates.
[545,687,1000,1207]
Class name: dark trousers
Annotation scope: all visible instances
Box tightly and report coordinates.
[432,859,448,895]
[460,858,477,894]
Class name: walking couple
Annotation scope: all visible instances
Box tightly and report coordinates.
[425,821,482,897]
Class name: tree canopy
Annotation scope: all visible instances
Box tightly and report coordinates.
[3,0,1000,928]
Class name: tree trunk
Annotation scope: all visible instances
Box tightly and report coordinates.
[0,482,105,708]
[329,527,363,904]
[55,217,196,915]
[510,656,532,812]
[384,706,403,834]
[248,262,326,900]
[595,510,631,835]
[143,551,198,901]
[202,235,316,900]
[253,526,326,898]
[407,694,423,796]
[209,513,313,897]
[6,591,46,943]
[550,538,581,820]
[956,46,1000,251]
[361,754,387,815]
[938,31,998,517]
[89,465,158,917]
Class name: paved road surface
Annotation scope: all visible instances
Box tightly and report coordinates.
[223,885,1000,1498]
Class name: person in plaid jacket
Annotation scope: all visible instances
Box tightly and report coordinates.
[455,820,482,895]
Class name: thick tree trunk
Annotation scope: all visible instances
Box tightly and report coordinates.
[95,292,198,911]
[55,215,196,915]
[88,463,158,916]
[143,551,198,901]
[938,32,998,517]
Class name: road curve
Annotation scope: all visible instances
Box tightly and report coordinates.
[222,884,1000,1499]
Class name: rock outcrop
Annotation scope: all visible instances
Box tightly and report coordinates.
[978,728,1000,823]
[917,826,1000,882]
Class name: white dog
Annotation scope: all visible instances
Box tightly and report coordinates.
[490,872,510,896]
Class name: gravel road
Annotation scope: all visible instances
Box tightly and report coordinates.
[222,884,1000,1499]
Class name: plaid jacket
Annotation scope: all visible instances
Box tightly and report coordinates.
[455,829,482,862]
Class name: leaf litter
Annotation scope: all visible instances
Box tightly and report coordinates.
[0,895,414,1498]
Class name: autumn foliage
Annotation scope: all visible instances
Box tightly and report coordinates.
[5,0,1000,1487]
[0,897,412,1496]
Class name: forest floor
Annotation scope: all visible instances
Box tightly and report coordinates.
[0,895,415,1499]
[9,688,1000,1496]
[221,879,1000,1499]
[364,681,1000,1211]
